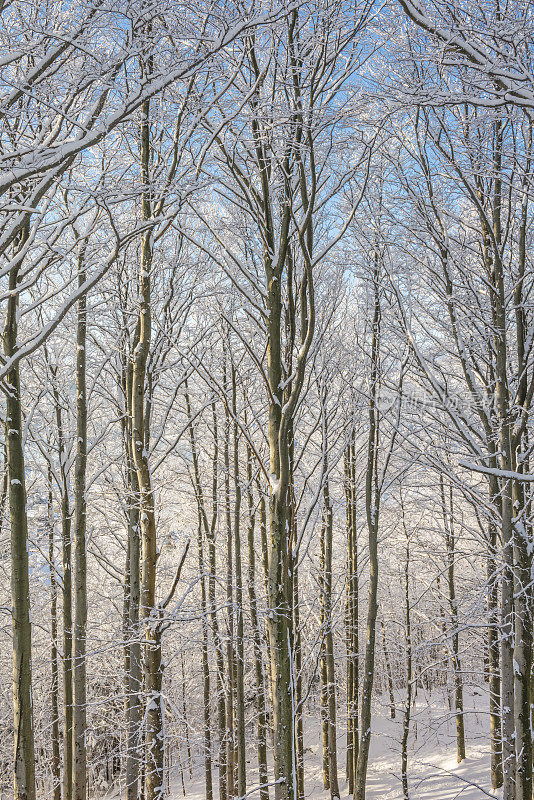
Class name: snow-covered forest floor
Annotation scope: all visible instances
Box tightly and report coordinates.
[353,689,496,800]
[104,688,497,800]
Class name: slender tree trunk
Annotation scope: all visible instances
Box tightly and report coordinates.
[345,436,358,795]
[513,120,533,800]
[256,474,274,726]
[263,23,315,795]
[401,527,411,800]
[319,396,340,799]
[292,556,304,800]
[354,263,381,800]
[126,464,142,800]
[120,331,142,800]
[132,92,164,800]
[490,119,516,800]
[124,387,142,800]
[61,483,73,800]
[181,654,193,779]
[380,620,395,720]
[266,279,295,799]
[50,376,73,800]
[197,511,213,799]
[245,441,269,800]
[223,360,236,798]
[73,244,88,800]
[486,506,503,790]
[512,472,532,800]
[440,477,465,763]
[184,385,213,800]
[207,401,228,800]
[232,366,247,800]
[267,487,294,800]
[320,519,330,793]
[323,469,340,800]
[3,252,36,800]
[48,469,61,800]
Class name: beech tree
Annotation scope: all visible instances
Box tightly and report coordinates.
[0,3,533,800]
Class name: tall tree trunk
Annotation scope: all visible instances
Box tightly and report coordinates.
[401,522,411,800]
[486,505,503,790]
[345,436,358,795]
[185,385,213,800]
[197,510,213,800]
[323,467,340,800]
[355,263,381,800]
[126,460,142,800]
[267,486,294,800]
[266,272,295,800]
[50,374,73,800]
[255,474,274,735]
[119,329,141,800]
[380,620,395,720]
[3,251,36,800]
[61,476,73,800]
[320,519,330,793]
[490,118,516,800]
[440,477,465,763]
[232,366,247,800]
[512,474,532,800]
[245,441,269,800]
[512,119,532,800]
[223,359,236,798]
[292,556,304,800]
[73,244,88,800]
[208,401,228,800]
[123,344,142,800]
[48,469,61,800]
[262,20,316,796]
[132,93,164,800]
[181,654,193,778]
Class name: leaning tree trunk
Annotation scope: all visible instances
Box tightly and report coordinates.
[3,252,36,800]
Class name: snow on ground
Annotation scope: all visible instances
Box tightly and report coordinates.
[347,687,499,800]
[153,686,499,800]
